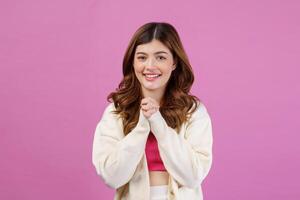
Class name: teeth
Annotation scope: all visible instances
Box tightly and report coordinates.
[145,74,160,78]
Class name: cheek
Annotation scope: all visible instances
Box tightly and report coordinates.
[133,66,144,81]
[133,62,143,73]
[135,69,143,80]
[162,67,173,76]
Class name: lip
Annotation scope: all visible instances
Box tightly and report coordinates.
[143,74,161,81]
[143,73,161,75]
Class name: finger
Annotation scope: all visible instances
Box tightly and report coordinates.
[148,108,157,116]
[141,98,150,106]
[147,107,157,113]
[141,103,152,110]
[149,98,159,108]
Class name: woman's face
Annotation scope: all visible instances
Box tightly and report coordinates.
[133,39,176,96]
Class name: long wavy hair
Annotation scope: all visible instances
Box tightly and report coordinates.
[107,22,201,135]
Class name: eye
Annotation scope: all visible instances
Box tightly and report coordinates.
[137,56,146,60]
[157,56,166,60]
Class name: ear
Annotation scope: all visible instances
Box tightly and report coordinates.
[172,64,176,70]
[172,57,178,70]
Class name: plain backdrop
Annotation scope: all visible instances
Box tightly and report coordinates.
[0,0,299,199]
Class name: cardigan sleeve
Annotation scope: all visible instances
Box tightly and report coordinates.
[92,103,150,189]
[148,102,213,188]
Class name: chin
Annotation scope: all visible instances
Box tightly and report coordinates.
[143,86,159,91]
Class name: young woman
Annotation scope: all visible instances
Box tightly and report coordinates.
[92,22,213,200]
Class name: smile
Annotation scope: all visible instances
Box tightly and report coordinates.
[143,74,161,81]
[144,74,160,78]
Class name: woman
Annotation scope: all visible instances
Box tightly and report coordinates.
[92,22,213,200]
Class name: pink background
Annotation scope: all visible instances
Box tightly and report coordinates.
[0,0,299,199]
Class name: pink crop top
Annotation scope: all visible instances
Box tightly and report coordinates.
[145,131,166,171]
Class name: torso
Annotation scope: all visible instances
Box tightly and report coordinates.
[149,171,169,186]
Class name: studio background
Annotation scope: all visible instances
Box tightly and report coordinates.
[0,0,299,199]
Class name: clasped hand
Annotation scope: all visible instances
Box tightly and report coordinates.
[140,97,160,119]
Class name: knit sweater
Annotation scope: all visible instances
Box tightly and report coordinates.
[92,101,213,200]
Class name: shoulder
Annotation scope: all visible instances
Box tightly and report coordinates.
[185,100,211,128]
[95,102,124,139]
[190,100,210,118]
[102,101,118,113]
[184,101,213,141]
[101,102,119,120]
[104,102,116,111]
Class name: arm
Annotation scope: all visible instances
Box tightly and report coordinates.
[148,102,213,188]
[92,103,150,189]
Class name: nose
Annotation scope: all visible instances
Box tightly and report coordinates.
[145,57,157,68]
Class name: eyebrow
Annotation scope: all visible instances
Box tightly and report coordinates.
[135,51,169,55]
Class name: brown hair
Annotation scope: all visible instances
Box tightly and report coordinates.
[107,21,201,135]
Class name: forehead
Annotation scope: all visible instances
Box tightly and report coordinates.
[135,39,171,54]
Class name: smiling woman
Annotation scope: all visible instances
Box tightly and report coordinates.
[92,22,213,200]
[133,39,176,102]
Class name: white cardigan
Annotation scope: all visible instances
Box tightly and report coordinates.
[92,101,213,200]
